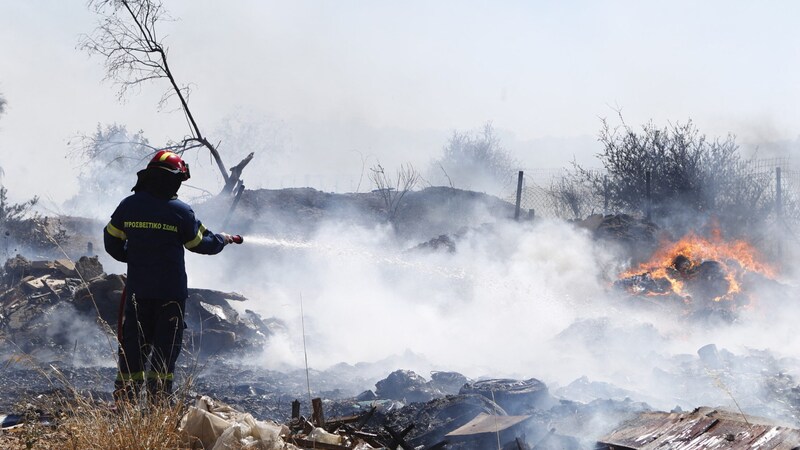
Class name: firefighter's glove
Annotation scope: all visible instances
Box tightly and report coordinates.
[220,233,235,244]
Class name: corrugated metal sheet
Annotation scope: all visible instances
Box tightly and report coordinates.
[445,413,532,436]
[597,407,800,449]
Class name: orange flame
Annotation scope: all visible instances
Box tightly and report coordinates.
[620,230,776,302]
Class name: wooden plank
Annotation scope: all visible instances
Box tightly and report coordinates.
[312,397,326,426]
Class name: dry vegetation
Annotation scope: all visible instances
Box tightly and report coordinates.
[0,399,187,450]
[0,357,192,450]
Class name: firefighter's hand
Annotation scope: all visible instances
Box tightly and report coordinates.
[220,233,235,244]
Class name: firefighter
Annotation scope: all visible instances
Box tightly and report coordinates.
[104,150,235,402]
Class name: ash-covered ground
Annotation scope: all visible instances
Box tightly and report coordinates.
[2,186,800,448]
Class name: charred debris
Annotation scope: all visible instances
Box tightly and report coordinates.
[141,364,800,449]
[0,254,277,363]
[2,257,800,449]
[1,187,800,448]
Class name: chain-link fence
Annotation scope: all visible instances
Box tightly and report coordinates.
[502,168,606,220]
[504,158,800,229]
[776,162,800,242]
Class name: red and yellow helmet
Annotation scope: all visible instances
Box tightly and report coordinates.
[148,150,191,181]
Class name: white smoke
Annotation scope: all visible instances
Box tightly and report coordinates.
[185,203,800,416]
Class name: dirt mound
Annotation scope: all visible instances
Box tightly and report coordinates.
[201,186,517,241]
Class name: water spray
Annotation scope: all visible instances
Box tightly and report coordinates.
[241,234,468,281]
[238,234,542,297]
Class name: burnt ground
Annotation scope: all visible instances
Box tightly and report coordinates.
[0,358,651,448]
[5,349,799,448]
[2,186,800,448]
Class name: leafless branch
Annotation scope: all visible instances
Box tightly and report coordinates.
[80,0,242,193]
[438,163,454,189]
[369,163,420,222]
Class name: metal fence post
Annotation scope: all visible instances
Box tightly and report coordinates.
[776,167,783,261]
[645,170,652,221]
[776,167,783,220]
[514,171,524,221]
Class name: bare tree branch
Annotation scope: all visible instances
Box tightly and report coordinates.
[80,0,244,193]
[369,163,420,222]
[438,163,454,189]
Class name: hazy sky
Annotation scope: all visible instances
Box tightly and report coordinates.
[1,1,799,205]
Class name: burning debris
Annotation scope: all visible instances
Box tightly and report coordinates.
[614,229,780,317]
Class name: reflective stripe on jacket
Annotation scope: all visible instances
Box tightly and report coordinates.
[103,191,226,299]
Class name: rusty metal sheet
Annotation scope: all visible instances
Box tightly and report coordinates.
[445,413,531,436]
[598,407,800,449]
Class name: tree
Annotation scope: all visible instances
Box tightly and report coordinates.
[575,117,774,235]
[431,122,517,194]
[0,186,37,226]
[0,186,67,253]
[66,123,154,212]
[79,0,252,194]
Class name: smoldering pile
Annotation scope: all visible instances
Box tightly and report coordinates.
[3,186,800,447]
[0,254,281,368]
[4,248,800,448]
[5,351,800,448]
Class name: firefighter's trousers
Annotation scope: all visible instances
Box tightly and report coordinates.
[115,295,185,402]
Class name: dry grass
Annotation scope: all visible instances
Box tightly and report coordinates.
[0,397,189,450]
[0,383,193,449]
[1,353,199,450]
[61,396,188,449]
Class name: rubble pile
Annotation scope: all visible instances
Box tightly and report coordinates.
[616,254,734,302]
[7,353,799,449]
[321,371,650,449]
[613,238,786,323]
[374,369,452,403]
[614,255,746,322]
[0,255,111,359]
[0,255,278,362]
[302,358,800,449]
[4,310,800,447]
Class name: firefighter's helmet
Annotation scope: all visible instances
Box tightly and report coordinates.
[148,150,191,181]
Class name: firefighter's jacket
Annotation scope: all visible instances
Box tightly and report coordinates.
[104,191,226,300]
